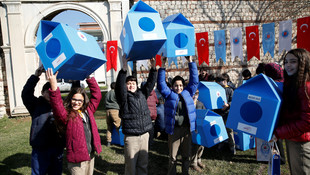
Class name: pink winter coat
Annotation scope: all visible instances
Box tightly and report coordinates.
[147,90,158,121]
[275,82,310,142]
[49,77,102,163]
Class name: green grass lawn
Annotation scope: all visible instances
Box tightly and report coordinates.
[0,115,291,175]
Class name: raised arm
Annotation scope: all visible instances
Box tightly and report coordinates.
[86,77,102,113]
[141,57,158,98]
[115,54,129,106]
[184,56,199,96]
[46,68,68,124]
[21,65,45,115]
[157,55,171,99]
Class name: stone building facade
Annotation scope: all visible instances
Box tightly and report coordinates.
[0,0,309,117]
[136,0,310,87]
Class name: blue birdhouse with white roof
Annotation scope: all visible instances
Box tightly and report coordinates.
[159,13,195,57]
[234,131,255,151]
[35,20,106,80]
[192,109,228,148]
[226,74,282,141]
[198,82,227,109]
[120,0,167,61]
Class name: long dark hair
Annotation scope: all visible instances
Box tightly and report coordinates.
[63,87,89,119]
[283,48,310,110]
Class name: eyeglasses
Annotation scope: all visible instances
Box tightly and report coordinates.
[71,98,84,103]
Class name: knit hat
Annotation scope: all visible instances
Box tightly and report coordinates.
[264,63,284,82]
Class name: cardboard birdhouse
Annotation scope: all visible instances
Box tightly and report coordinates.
[120,0,167,61]
[159,13,195,57]
[226,74,282,141]
[198,82,227,109]
[35,20,106,80]
[192,109,228,148]
[234,131,255,151]
[111,126,124,146]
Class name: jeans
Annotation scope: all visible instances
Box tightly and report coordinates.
[31,147,64,175]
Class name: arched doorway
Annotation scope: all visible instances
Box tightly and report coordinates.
[0,0,128,116]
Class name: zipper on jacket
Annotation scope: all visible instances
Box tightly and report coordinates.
[171,95,179,134]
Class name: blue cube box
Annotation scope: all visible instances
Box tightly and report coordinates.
[198,82,227,109]
[159,13,195,57]
[192,109,228,148]
[226,74,282,141]
[111,126,124,146]
[36,20,106,80]
[234,131,255,151]
[120,0,167,61]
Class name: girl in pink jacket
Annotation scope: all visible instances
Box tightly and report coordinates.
[274,49,310,175]
[46,68,102,175]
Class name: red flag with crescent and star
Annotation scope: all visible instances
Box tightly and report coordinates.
[246,25,260,61]
[155,54,162,67]
[297,16,310,52]
[196,32,209,65]
[106,40,118,72]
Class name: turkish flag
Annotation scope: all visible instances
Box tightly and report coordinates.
[155,54,162,67]
[106,40,118,72]
[297,16,310,52]
[246,25,260,61]
[196,32,209,65]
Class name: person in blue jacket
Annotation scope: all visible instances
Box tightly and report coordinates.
[22,65,65,175]
[157,55,199,175]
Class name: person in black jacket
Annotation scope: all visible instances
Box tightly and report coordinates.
[21,65,65,175]
[115,54,157,175]
[215,73,235,155]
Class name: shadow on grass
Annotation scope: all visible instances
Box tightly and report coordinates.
[202,144,259,164]
[0,153,31,175]
[148,137,170,175]
[94,156,125,175]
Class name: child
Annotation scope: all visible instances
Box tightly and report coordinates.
[115,54,157,175]
[22,66,65,175]
[104,82,121,147]
[273,48,310,175]
[215,73,235,155]
[46,68,102,175]
[157,56,199,175]
[242,69,252,83]
[190,89,206,172]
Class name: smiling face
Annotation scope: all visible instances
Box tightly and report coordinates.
[126,81,137,93]
[172,80,183,94]
[71,93,84,111]
[284,53,299,76]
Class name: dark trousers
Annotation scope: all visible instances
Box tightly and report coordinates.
[31,147,64,175]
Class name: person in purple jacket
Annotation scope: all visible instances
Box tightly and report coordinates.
[46,68,102,175]
[157,55,199,175]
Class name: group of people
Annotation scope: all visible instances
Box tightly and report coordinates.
[22,48,310,175]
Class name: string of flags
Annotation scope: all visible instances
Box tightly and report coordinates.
[196,16,310,66]
[104,16,310,71]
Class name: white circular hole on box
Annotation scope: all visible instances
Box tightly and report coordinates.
[174,33,188,48]
[240,101,262,123]
[139,17,155,32]
[46,38,61,59]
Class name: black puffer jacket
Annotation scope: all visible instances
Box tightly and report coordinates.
[115,68,157,135]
